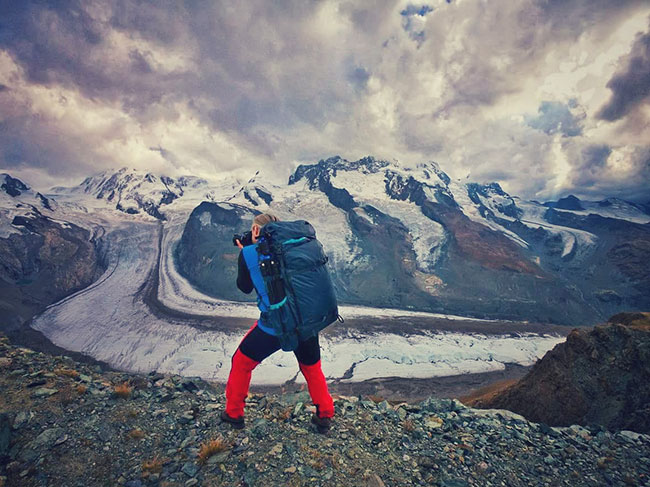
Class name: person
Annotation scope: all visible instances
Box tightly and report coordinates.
[221,213,335,434]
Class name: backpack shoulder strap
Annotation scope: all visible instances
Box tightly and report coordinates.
[241,244,270,309]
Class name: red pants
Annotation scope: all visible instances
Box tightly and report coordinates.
[225,322,334,419]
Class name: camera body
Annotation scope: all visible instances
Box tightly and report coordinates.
[233,230,253,247]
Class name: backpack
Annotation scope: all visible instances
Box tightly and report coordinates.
[241,220,340,351]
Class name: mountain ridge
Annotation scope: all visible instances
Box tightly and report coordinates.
[173,156,650,325]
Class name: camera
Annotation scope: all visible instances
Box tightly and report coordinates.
[233,231,253,247]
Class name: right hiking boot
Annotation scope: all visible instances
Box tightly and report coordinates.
[221,410,245,430]
[311,413,332,434]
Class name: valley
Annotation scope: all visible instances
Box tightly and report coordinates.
[2,158,648,397]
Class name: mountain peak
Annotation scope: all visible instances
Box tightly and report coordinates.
[544,194,584,211]
[1,173,30,197]
[289,155,392,186]
[412,161,451,185]
[55,168,210,219]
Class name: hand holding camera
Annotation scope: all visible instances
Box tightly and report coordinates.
[233,231,253,248]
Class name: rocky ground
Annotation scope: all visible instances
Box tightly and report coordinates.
[1,333,649,487]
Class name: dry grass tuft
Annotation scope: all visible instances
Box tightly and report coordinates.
[54,368,80,378]
[301,446,328,471]
[142,456,164,474]
[198,437,229,464]
[128,428,145,440]
[76,385,87,395]
[114,382,133,399]
[54,385,76,406]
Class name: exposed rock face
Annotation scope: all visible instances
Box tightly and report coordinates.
[175,201,258,301]
[471,312,650,433]
[544,194,584,211]
[0,212,105,329]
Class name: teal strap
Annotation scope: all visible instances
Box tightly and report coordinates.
[268,296,287,310]
[283,237,308,245]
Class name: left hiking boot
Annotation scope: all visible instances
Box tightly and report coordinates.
[311,413,332,434]
[221,410,245,430]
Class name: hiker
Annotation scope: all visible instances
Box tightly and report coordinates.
[221,213,336,434]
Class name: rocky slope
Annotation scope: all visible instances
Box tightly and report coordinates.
[0,175,105,331]
[1,334,650,487]
[468,312,650,434]
[175,156,650,325]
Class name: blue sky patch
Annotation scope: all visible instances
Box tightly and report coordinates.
[400,4,434,45]
[526,101,583,137]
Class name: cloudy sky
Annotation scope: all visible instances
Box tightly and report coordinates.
[1,0,649,202]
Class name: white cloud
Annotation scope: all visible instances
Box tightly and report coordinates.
[0,0,648,201]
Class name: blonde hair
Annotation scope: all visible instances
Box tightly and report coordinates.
[253,213,279,227]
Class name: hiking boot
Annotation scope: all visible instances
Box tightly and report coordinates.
[311,413,332,434]
[221,410,245,430]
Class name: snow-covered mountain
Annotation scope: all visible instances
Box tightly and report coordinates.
[0,174,104,329]
[176,156,650,325]
[1,173,57,236]
[51,167,215,220]
[2,160,649,327]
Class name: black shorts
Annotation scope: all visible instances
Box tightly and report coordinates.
[238,322,321,365]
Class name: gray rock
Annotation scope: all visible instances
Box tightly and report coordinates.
[0,413,10,456]
[181,378,200,392]
[12,411,31,429]
[96,426,113,443]
[619,430,643,443]
[207,451,229,465]
[181,462,199,477]
[179,411,195,424]
[32,428,66,450]
[440,478,469,487]
[32,388,58,397]
[366,473,386,487]
[20,428,66,462]
[278,391,311,406]
[252,419,269,438]
[377,400,391,411]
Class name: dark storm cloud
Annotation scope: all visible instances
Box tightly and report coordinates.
[597,28,650,122]
[0,110,105,177]
[0,1,107,90]
[582,145,612,169]
[558,141,650,203]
